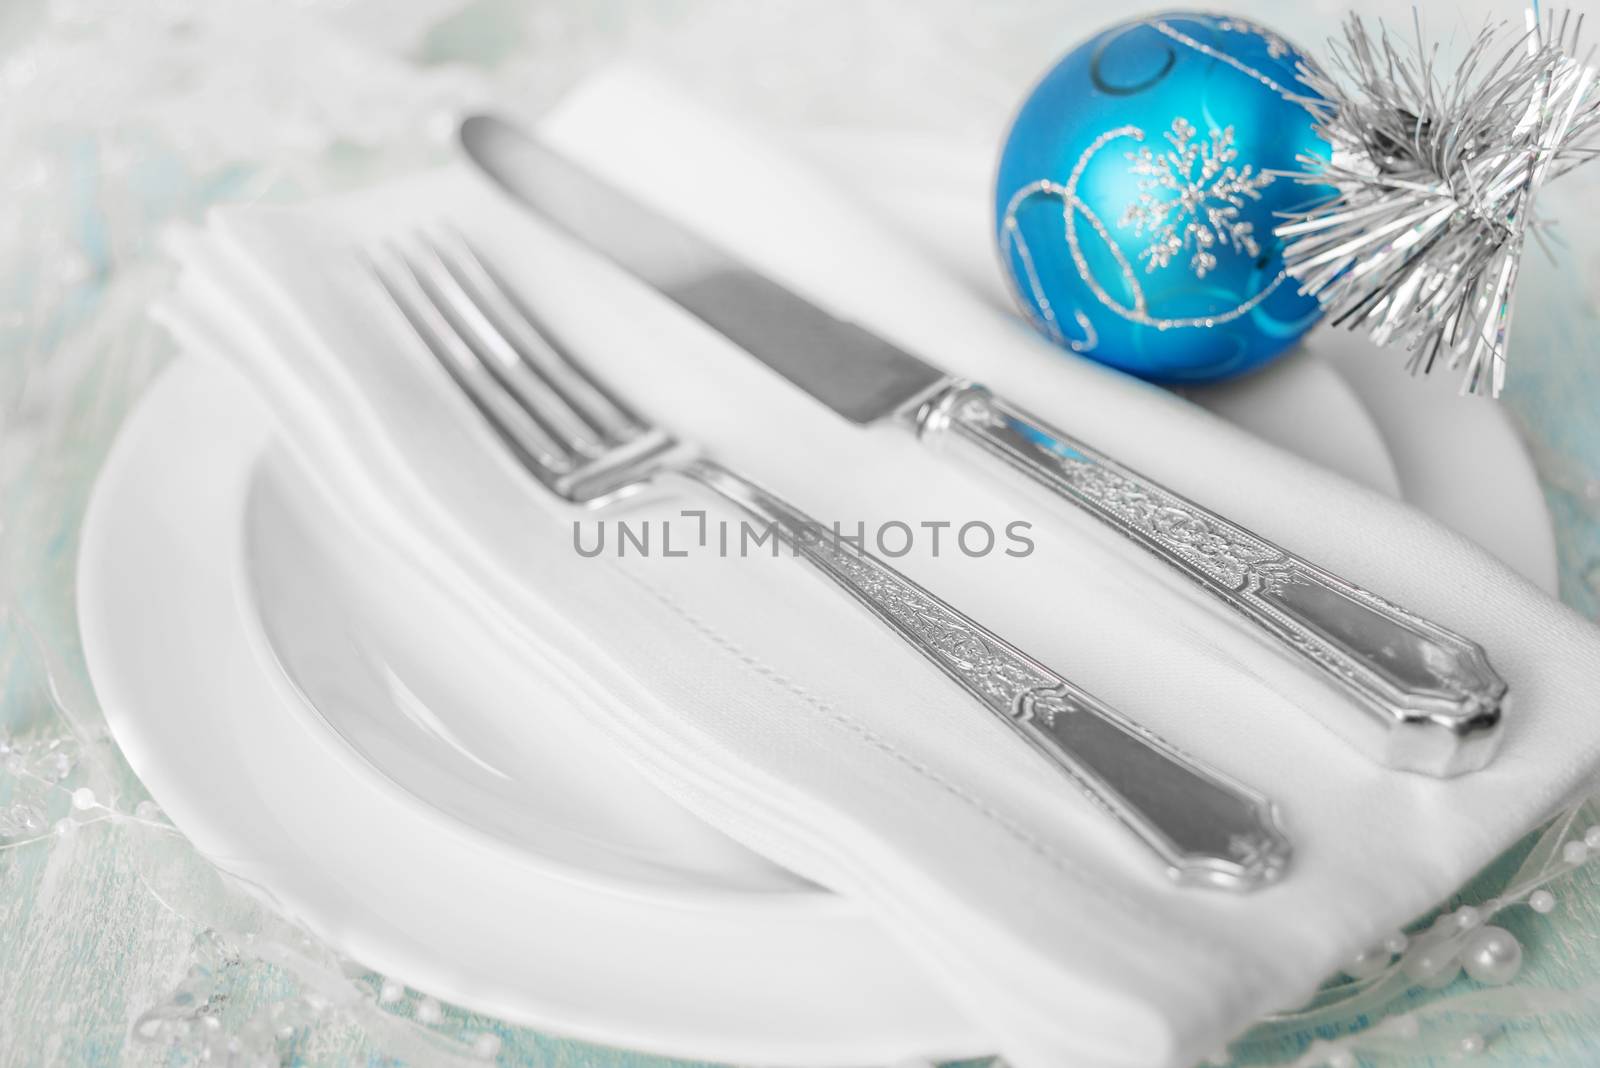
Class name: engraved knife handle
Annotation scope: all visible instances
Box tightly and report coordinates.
[682,458,1290,891]
[918,383,1507,777]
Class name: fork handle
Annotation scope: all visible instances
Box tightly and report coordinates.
[915,384,1507,777]
[681,458,1289,891]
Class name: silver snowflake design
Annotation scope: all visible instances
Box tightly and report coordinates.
[1118,117,1276,279]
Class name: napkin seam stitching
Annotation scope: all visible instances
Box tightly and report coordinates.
[617,566,1266,973]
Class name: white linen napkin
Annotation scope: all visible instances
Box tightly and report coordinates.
[156,67,1600,1068]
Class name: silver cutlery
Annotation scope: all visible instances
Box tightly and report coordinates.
[459,115,1509,778]
[367,229,1290,890]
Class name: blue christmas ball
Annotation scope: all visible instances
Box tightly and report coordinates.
[995,12,1329,383]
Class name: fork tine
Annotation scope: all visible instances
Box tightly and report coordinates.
[424,226,653,443]
[404,235,614,461]
[369,243,575,483]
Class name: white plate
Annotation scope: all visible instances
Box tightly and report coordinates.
[79,322,1555,1065]
[78,356,986,1067]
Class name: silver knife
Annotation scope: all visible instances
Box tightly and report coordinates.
[461,114,1509,777]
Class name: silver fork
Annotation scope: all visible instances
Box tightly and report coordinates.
[367,229,1291,891]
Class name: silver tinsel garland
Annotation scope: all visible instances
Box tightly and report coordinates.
[1276,10,1600,396]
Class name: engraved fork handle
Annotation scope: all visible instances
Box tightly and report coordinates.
[680,458,1290,891]
[917,384,1507,777]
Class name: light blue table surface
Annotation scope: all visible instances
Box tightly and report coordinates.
[3,2,1600,1066]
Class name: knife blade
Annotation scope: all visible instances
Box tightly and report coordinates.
[460,115,947,424]
[460,113,1509,778]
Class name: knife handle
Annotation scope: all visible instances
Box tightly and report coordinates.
[682,458,1290,891]
[916,383,1507,777]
